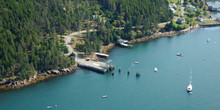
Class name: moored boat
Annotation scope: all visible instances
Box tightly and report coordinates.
[187,69,193,92]
[134,62,139,64]
[154,67,158,72]
[102,95,108,98]
[176,52,184,57]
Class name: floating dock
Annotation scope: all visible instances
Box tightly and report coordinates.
[95,53,109,58]
[77,59,114,73]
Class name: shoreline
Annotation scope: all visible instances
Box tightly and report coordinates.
[0,66,77,91]
[129,24,200,44]
[101,24,200,54]
[0,24,200,91]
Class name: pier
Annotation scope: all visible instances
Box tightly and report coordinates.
[199,23,220,27]
[77,59,114,73]
[95,53,109,58]
[64,29,115,73]
[117,39,133,47]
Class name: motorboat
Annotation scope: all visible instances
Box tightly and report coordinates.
[102,95,108,98]
[176,52,184,57]
[187,69,193,92]
[207,38,211,43]
[154,67,158,72]
[47,106,53,109]
[134,62,139,64]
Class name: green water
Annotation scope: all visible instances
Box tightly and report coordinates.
[1,27,220,110]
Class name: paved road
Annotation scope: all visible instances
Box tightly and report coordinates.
[181,0,185,16]
[63,29,97,61]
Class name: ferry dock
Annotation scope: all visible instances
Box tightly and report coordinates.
[77,59,114,73]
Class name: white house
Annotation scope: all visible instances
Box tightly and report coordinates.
[169,5,176,13]
[187,4,196,11]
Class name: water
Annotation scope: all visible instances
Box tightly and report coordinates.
[206,1,220,7]
[207,1,220,19]
[1,26,220,110]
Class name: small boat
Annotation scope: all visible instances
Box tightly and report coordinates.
[134,62,139,64]
[187,84,192,92]
[136,72,141,77]
[102,95,108,98]
[207,38,211,43]
[47,106,53,109]
[187,69,193,92]
[154,67,158,72]
[176,52,184,57]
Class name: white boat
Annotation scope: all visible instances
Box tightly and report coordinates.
[102,95,108,98]
[176,52,184,57]
[154,67,158,72]
[134,62,139,64]
[187,70,193,92]
[187,84,192,92]
[207,38,211,43]
[47,106,53,109]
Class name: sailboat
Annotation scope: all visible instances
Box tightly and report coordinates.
[187,70,192,92]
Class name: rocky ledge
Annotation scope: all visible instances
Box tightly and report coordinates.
[0,66,77,91]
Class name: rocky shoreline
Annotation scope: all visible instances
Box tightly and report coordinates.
[100,24,200,54]
[129,24,200,43]
[0,66,77,91]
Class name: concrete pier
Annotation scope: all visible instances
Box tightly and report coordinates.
[77,59,114,73]
[199,23,220,27]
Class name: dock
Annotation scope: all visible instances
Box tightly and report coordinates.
[95,53,109,58]
[77,59,114,73]
[117,39,133,47]
[199,23,220,27]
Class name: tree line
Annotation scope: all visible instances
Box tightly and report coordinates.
[0,0,173,80]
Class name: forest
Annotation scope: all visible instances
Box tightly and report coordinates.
[0,0,173,80]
